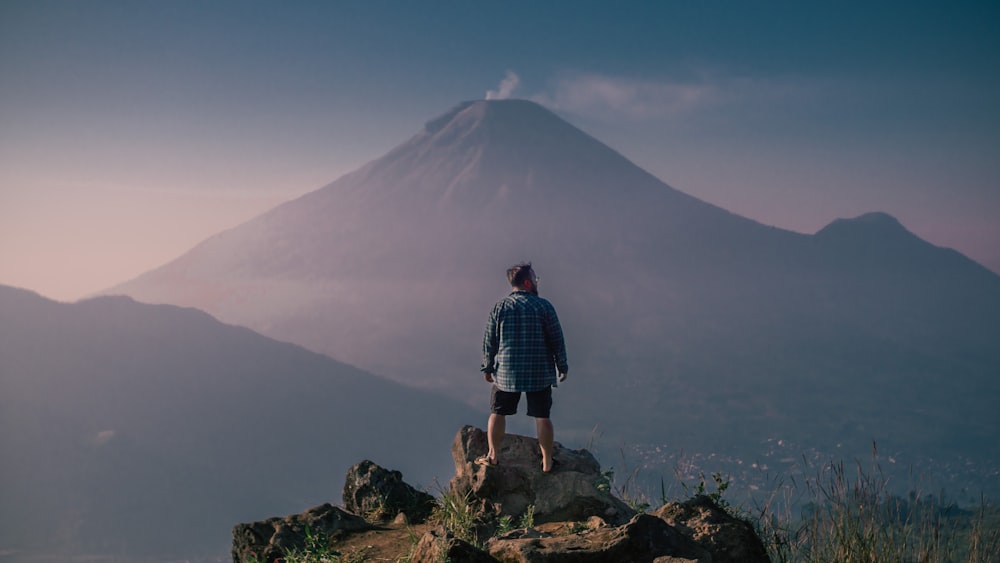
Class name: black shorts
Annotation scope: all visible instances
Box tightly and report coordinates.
[491,385,553,418]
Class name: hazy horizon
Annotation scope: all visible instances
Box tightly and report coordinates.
[2,1,999,301]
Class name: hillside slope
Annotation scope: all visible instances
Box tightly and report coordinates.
[0,285,479,560]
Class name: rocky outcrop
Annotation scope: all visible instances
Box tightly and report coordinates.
[231,503,371,563]
[449,425,635,530]
[487,513,710,562]
[231,429,771,563]
[343,459,437,523]
[655,495,770,563]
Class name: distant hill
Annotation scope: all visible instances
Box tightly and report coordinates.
[104,99,1000,467]
[0,285,480,561]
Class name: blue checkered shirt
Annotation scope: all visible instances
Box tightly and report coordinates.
[481,290,569,392]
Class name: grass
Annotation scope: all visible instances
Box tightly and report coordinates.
[245,525,368,563]
[744,450,1000,562]
[429,486,481,546]
[427,484,538,549]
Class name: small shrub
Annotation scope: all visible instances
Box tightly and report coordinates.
[430,487,480,546]
[518,504,536,529]
[694,471,733,512]
[361,492,390,523]
[280,525,359,563]
[495,514,514,536]
[595,469,613,493]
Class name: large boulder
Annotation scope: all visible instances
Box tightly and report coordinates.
[655,495,770,563]
[231,503,371,563]
[343,459,437,523]
[487,513,711,562]
[449,425,635,529]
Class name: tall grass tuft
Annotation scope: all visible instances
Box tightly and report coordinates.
[429,486,481,546]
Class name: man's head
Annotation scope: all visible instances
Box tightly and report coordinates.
[507,262,538,294]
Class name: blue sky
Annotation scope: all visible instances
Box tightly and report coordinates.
[2,1,998,300]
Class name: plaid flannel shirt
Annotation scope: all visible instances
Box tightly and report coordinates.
[481,290,569,392]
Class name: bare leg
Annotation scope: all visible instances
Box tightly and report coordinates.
[536,418,555,471]
[487,413,506,464]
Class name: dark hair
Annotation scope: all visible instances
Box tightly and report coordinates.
[507,262,535,287]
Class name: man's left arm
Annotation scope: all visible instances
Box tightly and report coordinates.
[543,303,569,378]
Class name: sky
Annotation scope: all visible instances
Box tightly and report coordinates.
[2,1,998,301]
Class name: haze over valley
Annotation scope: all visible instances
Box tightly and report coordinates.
[105,99,1000,465]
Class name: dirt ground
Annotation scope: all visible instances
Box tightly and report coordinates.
[328,520,435,562]
[328,520,582,562]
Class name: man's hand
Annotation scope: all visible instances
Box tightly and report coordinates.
[558,372,568,383]
[484,373,495,383]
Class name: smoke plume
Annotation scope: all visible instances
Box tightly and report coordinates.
[486,70,521,100]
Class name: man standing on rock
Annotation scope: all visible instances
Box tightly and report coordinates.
[480,262,569,473]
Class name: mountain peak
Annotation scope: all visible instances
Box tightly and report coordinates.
[816,211,912,240]
[417,98,598,153]
[843,211,903,228]
[812,211,952,270]
[423,99,551,134]
[340,97,696,214]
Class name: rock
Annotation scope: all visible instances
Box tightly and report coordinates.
[231,503,371,563]
[585,515,608,530]
[487,513,710,563]
[343,459,437,523]
[655,495,770,563]
[411,526,498,563]
[449,426,635,530]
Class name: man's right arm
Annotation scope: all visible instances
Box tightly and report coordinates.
[481,305,499,379]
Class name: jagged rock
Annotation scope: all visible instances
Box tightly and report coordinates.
[655,495,770,563]
[487,513,710,563]
[411,526,498,563]
[343,459,437,523]
[231,503,371,563]
[450,426,636,530]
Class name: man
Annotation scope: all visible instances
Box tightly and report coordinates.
[480,262,569,473]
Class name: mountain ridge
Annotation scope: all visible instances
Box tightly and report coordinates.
[0,284,481,560]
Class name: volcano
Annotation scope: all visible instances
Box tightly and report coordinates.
[107,99,1000,461]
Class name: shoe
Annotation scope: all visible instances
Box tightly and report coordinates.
[475,454,499,466]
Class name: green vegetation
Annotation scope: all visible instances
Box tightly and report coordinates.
[359,491,390,523]
[245,525,368,563]
[690,471,734,512]
[429,486,480,545]
[495,513,515,536]
[748,459,1000,562]
[517,504,536,530]
[597,451,654,512]
[428,484,538,548]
